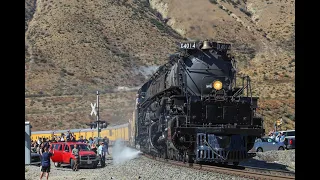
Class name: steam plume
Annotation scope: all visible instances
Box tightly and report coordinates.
[112,139,141,165]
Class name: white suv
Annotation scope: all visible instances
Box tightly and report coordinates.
[279,130,295,149]
[279,130,295,138]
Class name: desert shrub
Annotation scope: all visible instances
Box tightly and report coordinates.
[285,114,295,120]
[150,18,165,31]
[209,0,218,4]
[239,8,252,17]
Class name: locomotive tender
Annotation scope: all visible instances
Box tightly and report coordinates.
[134,40,264,165]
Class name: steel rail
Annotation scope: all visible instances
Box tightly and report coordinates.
[142,154,295,180]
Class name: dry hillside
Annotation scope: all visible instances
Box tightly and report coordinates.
[25,0,294,133]
[25,0,184,130]
[148,0,295,133]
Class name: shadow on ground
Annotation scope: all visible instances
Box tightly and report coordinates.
[240,158,293,171]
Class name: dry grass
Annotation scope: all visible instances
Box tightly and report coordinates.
[149,0,295,133]
[25,0,183,96]
[25,91,136,131]
[25,0,184,130]
[25,0,295,132]
[25,0,37,32]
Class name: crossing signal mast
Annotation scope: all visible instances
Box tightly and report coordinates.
[88,91,109,137]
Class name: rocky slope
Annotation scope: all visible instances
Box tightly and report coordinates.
[25,0,184,130]
[148,0,295,132]
[25,0,294,132]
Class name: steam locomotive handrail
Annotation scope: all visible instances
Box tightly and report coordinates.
[180,63,201,95]
[203,139,228,161]
[231,76,252,104]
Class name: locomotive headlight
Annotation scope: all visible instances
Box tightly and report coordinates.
[213,81,223,90]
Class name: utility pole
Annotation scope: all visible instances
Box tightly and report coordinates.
[89,91,108,137]
[96,91,100,138]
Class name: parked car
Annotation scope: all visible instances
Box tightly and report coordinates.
[50,142,99,169]
[279,130,295,149]
[278,129,295,138]
[251,137,285,152]
[283,137,295,149]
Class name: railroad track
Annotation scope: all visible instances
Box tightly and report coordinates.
[142,154,295,180]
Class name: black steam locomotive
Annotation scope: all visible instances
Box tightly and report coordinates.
[134,40,264,165]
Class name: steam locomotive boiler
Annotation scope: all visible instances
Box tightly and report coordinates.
[134,40,264,165]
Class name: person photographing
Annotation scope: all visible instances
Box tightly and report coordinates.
[72,144,80,171]
[98,142,106,167]
[39,147,53,180]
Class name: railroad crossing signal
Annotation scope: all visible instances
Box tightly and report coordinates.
[86,122,97,129]
[86,121,108,129]
[90,103,97,116]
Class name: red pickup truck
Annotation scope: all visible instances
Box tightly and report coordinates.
[50,142,99,169]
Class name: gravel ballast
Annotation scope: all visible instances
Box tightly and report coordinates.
[240,149,295,172]
[25,146,249,180]
[25,146,295,179]
[25,156,250,180]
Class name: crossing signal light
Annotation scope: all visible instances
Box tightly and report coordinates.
[99,121,109,129]
[86,121,109,129]
[86,122,97,129]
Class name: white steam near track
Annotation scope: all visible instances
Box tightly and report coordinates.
[112,66,160,93]
[113,66,160,92]
[112,139,141,165]
[114,86,140,92]
[136,65,160,79]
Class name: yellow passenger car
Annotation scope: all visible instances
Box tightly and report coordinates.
[30,123,130,146]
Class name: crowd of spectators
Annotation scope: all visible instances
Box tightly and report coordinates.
[31,130,111,179]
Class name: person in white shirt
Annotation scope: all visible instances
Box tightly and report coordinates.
[279,132,285,142]
[37,138,42,145]
[98,142,106,167]
[269,133,275,139]
[275,132,284,142]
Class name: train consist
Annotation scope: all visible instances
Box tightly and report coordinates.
[30,123,130,145]
[132,40,265,165]
[31,40,264,166]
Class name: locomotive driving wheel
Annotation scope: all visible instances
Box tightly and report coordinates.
[172,132,193,151]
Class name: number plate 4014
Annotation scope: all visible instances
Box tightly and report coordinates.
[180,42,196,49]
